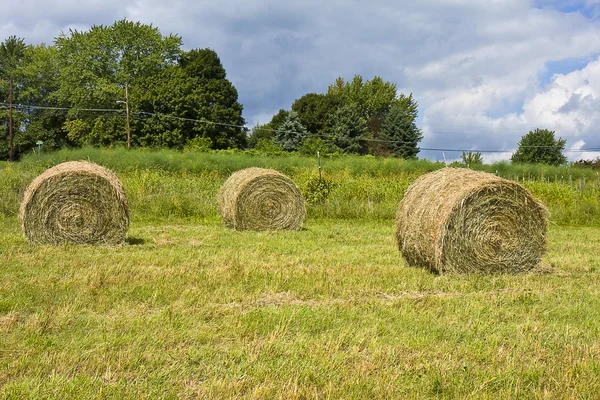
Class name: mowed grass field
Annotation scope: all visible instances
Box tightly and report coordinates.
[1,149,600,398]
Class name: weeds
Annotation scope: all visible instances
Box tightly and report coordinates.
[2,149,599,226]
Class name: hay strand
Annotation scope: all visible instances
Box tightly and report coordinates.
[218,167,306,231]
[19,161,129,246]
[396,168,548,274]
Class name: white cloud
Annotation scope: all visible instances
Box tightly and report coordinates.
[469,56,600,161]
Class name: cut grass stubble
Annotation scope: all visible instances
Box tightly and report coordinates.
[1,219,600,398]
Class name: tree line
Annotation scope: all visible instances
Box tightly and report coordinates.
[0,19,246,160]
[0,19,424,161]
[247,76,423,158]
[0,19,587,166]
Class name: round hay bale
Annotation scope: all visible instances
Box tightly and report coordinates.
[19,161,129,246]
[395,168,548,274]
[218,167,306,231]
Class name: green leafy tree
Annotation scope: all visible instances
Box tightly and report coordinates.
[55,19,182,146]
[0,36,26,75]
[379,104,423,158]
[18,44,68,151]
[0,35,27,160]
[274,111,307,151]
[461,151,484,167]
[247,123,275,148]
[134,48,246,149]
[291,93,340,135]
[327,104,367,154]
[179,49,245,148]
[268,109,289,132]
[511,128,567,165]
[327,75,397,123]
[326,75,420,155]
[249,109,290,149]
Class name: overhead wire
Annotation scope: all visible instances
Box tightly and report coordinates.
[2,102,600,154]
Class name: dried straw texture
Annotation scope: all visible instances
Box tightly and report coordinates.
[19,161,129,246]
[218,167,306,231]
[396,168,548,274]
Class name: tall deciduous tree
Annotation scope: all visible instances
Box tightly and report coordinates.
[0,35,27,160]
[134,49,246,149]
[326,75,421,155]
[19,44,67,150]
[327,75,397,129]
[55,19,182,146]
[268,109,290,132]
[181,49,246,149]
[511,128,567,165]
[246,109,290,148]
[291,93,340,135]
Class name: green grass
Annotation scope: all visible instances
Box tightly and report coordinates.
[2,216,600,398]
[2,148,600,225]
[2,149,600,398]
[13,146,600,180]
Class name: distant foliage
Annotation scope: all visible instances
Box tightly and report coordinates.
[0,20,248,159]
[55,19,183,147]
[511,128,567,166]
[327,104,368,154]
[0,35,30,160]
[574,157,600,169]
[461,151,484,167]
[274,111,308,151]
[298,137,339,156]
[250,138,284,155]
[291,92,340,135]
[184,136,213,152]
[380,104,423,159]
[268,109,290,132]
[134,48,246,149]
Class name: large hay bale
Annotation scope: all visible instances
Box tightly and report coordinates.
[19,161,129,246]
[218,167,306,231]
[396,168,548,274]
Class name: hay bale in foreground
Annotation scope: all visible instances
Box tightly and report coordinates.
[395,168,548,274]
[218,167,306,231]
[19,161,129,246]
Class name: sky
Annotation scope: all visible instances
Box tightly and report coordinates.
[3,0,600,161]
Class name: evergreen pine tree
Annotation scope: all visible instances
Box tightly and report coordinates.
[380,105,423,158]
[274,111,307,151]
[328,104,367,154]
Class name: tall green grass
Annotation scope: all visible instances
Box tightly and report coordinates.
[2,148,599,226]
[16,147,600,181]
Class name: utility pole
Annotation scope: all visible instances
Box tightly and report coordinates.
[8,74,13,162]
[125,82,131,149]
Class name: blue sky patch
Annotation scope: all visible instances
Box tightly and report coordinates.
[538,54,598,86]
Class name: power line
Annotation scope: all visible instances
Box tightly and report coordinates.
[2,102,600,154]
[135,111,245,130]
[0,103,122,112]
